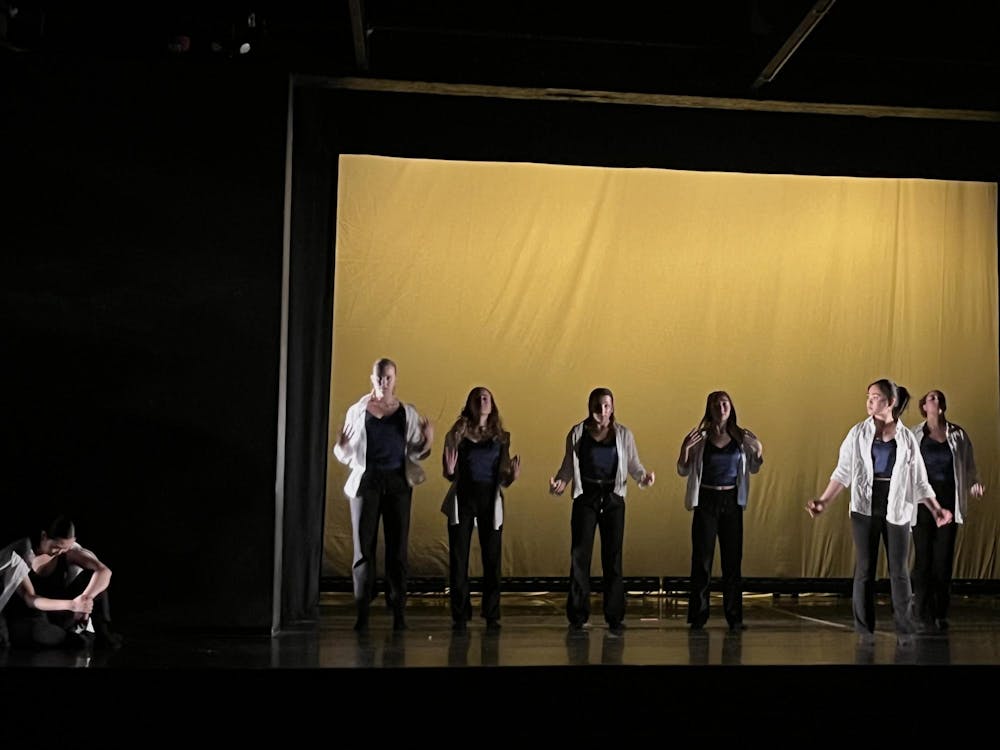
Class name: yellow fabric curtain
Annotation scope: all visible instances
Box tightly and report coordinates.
[325,154,999,581]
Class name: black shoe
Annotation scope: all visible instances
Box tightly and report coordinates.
[689,621,704,631]
[486,619,501,632]
[608,621,626,635]
[393,614,408,631]
[728,622,747,633]
[62,631,93,650]
[95,628,124,650]
[451,620,467,633]
[353,614,370,632]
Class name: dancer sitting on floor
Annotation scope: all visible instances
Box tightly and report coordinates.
[1,515,122,649]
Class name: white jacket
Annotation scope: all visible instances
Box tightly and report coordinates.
[553,421,648,499]
[829,417,933,526]
[677,429,763,510]
[332,394,430,499]
[0,541,31,612]
[911,420,981,525]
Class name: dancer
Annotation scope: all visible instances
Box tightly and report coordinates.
[550,387,654,634]
[806,379,952,643]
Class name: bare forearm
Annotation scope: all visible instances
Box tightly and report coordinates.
[920,495,943,512]
[677,446,690,467]
[27,595,75,612]
[818,480,846,504]
[82,568,112,598]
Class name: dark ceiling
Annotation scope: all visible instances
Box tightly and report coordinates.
[3,1,998,114]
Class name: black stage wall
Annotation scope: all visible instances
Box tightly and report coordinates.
[3,51,997,633]
[3,57,289,633]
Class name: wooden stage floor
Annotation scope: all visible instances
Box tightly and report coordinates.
[3,590,999,739]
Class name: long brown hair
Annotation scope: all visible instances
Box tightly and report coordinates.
[448,386,506,443]
[698,390,745,444]
[918,389,947,418]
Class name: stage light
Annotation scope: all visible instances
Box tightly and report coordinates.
[167,34,191,54]
[235,11,258,57]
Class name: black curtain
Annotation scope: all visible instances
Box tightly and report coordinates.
[280,85,338,625]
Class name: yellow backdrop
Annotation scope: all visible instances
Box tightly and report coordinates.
[324,154,999,582]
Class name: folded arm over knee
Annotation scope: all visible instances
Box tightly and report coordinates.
[65,545,112,601]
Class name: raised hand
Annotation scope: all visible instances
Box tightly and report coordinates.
[683,427,704,450]
[444,445,458,476]
[679,427,704,464]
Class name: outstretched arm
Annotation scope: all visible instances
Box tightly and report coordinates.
[17,576,93,615]
[806,480,847,517]
[809,429,858,516]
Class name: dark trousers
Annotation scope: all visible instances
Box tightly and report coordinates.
[448,481,503,623]
[566,484,625,627]
[912,482,958,624]
[6,569,112,648]
[850,482,914,634]
[687,487,743,627]
[354,468,412,618]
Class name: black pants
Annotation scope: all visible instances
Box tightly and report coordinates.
[5,569,112,648]
[911,481,958,624]
[566,483,625,627]
[354,468,412,618]
[850,481,914,634]
[688,487,743,627]
[448,481,503,623]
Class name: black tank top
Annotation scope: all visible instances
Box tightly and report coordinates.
[871,437,896,479]
[579,430,618,481]
[920,437,954,486]
[459,437,501,485]
[366,407,407,471]
[702,439,740,486]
